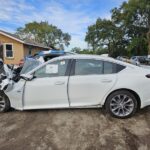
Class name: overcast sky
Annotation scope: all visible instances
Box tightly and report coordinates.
[0,0,126,51]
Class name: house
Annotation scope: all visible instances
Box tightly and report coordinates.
[0,30,51,64]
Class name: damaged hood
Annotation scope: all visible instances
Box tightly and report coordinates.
[0,58,42,91]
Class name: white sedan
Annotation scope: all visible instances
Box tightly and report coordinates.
[1,55,150,118]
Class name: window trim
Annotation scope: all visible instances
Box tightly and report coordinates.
[33,59,70,78]
[103,61,126,74]
[73,58,104,76]
[69,59,75,76]
[103,61,117,74]
[4,43,14,59]
[72,58,126,76]
[65,59,74,76]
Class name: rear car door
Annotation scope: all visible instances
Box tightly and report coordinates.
[69,59,123,107]
[23,59,70,109]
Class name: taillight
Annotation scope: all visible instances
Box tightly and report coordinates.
[146,74,150,78]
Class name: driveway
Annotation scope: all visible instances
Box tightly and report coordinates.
[0,107,150,150]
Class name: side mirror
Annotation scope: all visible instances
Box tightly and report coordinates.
[20,74,34,81]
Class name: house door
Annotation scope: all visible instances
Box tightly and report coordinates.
[0,44,3,60]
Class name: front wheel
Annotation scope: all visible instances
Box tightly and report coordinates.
[105,90,138,119]
[0,91,10,112]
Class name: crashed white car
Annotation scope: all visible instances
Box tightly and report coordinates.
[0,55,150,118]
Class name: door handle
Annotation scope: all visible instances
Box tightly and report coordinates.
[55,81,65,85]
[101,79,112,83]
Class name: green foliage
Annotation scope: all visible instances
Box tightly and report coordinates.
[71,47,108,55]
[71,47,82,53]
[85,18,127,57]
[16,21,71,49]
[85,0,150,57]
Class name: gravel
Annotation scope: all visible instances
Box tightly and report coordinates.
[0,107,150,150]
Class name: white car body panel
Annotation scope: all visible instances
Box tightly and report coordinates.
[69,74,117,107]
[100,67,150,108]
[2,54,150,111]
[23,76,69,109]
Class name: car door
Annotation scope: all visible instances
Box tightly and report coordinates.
[69,59,118,107]
[23,59,70,109]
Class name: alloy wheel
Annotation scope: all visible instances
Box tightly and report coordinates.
[110,94,134,117]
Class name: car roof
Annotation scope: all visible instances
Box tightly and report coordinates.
[49,54,137,68]
[27,54,141,75]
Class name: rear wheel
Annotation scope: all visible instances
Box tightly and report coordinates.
[0,91,10,112]
[105,90,138,118]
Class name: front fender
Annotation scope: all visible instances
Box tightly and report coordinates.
[4,80,26,110]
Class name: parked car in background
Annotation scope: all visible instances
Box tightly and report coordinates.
[1,55,150,119]
[117,55,150,66]
[116,56,130,63]
[145,57,150,65]
[130,56,140,66]
[130,56,147,64]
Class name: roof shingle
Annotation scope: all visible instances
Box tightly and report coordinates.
[0,30,50,49]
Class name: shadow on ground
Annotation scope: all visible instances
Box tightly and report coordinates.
[0,107,150,150]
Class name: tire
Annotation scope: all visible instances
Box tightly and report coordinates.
[105,90,138,119]
[0,91,10,112]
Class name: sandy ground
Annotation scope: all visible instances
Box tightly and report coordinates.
[0,107,150,150]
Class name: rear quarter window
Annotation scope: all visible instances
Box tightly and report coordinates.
[104,61,126,74]
[104,62,115,74]
[116,64,126,73]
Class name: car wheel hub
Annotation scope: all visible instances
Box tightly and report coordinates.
[110,94,134,117]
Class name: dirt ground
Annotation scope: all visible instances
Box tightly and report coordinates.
[0,107,150,150]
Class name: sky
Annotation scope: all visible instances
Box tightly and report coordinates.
[0,0,126,51]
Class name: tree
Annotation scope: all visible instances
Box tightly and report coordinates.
[85,24,97,51]
[85,18,127,57]
[71,47,82,53]
[111,0,150,55]
[85,0,150,57]
[16,21,71,49]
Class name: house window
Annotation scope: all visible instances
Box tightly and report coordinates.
[4,44,13,58]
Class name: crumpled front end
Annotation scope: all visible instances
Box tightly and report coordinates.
[4,80,26,110]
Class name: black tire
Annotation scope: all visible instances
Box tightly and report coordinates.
[0,91,10,112]
[105,90,138,119]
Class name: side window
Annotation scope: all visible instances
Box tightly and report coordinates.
[104,61,126,74]
[104,62,116,74]
[116,64,126,73]
[75,59,103,75]
[34,59,69,78]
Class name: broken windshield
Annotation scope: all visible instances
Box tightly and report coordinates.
[20,59,41,74]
